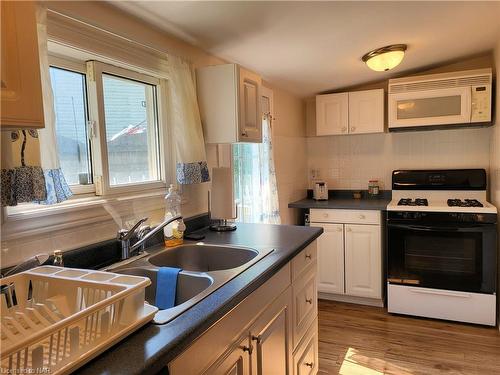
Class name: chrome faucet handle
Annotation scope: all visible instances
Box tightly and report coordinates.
[137,224,152,240]
[117,217,149,241]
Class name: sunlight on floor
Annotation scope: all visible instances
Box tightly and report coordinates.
[339,347,415,375]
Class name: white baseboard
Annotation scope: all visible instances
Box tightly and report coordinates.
[318,292,384,307]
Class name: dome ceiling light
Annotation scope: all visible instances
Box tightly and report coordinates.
[362,44,407,72]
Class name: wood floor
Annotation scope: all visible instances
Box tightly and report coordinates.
[318,300,500,375]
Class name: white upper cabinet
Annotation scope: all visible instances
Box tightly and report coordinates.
[348,89,384,134]
[1,1,45,129]
[315,93,348,135]
[315,88,384,136]
[197,64,262,143]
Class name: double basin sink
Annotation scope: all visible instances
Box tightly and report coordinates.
[105,243,273,324]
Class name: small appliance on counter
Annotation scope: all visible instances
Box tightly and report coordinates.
[313,181,328,200]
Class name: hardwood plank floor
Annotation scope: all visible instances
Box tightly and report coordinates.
[318,299,500,375]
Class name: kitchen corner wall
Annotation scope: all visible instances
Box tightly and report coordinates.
[269,85,308,225]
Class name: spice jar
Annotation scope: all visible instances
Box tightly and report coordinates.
[368,180,380,196]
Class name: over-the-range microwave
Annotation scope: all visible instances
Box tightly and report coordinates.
[388,68,492,131]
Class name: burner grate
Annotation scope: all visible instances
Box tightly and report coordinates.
[398,198,428,206]
[447,199,484,208]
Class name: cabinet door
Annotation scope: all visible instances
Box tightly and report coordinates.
[312,223,344,295]
[293,319,318,375]
[315,93,348,136]
[204,336,251,375]
[344,224,382,299]
[251,288,292,375]
[239,67,262,142]
[348,89,384,134]
[1,1,44,129]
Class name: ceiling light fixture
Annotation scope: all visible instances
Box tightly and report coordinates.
[362,44,407,72]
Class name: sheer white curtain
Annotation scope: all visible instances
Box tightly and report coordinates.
[233,96,280,224]
[36,4,72,204]
[168,55,210,184]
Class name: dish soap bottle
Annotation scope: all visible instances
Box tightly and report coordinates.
[164,184,185,247]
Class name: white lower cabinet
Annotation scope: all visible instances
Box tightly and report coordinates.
[316,224,344,294]
[312,209,382,302]
[168,242,318,375]
[344,224,382,298]
[205,335,252,375]
[293,319,318,375]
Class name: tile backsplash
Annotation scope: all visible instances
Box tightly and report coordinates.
[307,127,492,190]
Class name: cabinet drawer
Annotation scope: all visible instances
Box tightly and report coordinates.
[310,209,381,225]
[292,267,317,350]
[293,319,318,375]
[291,242,317,281]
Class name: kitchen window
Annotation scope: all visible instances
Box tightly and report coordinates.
[49,62,93,194]
[46,57,166,197]
[232,88,280,224]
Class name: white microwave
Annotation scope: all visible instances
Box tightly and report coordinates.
[388,68,492,130]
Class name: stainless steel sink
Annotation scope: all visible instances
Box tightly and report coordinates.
[116,267,213,305]
[108,243,273,324]
[148,244,259,271]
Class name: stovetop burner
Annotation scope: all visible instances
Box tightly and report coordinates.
[398,198,429,206]
[447,199,484,208]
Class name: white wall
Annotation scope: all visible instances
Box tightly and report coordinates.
[491,40,500,330]
[308,127,492,191]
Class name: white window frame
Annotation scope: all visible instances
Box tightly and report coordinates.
[86,60,167,195]
[49,55,96,195]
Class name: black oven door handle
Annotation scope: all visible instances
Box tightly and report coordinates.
[388,223,490,232]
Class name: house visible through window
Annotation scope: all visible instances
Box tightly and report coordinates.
[233,94,280,224]
[49,66,92,186]
[102,74,160,186]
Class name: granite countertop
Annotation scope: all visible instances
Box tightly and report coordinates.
[75,223,322,375]
[288,190,392,211]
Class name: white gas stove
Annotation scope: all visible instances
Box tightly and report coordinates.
[387,190,497,214]
[386,169,498,326]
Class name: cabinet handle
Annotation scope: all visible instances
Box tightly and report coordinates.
[251,335,262,344]
[337,227,343,232]
[350,126,356,132]
[323,213,328,218]
[305,298,313,304]
[305,254,312,260]
[241,345,253,354]
[346,227,352,232]
[305,362,314,368]
[341,127,347,133]
[359,214,365,219]
[241,131,248,137]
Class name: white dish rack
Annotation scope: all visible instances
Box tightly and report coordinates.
[0,266,158,375]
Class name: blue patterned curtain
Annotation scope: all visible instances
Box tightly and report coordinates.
[233,105,280,224]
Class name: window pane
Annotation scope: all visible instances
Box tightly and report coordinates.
[49,67,91,186]
[102,74,160,186]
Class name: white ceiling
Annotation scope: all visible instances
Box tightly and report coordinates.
[112,1,500,97]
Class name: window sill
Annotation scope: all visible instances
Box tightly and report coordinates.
[2,188,167,241]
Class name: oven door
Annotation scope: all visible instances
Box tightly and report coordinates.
[388,86,471,129]
[387,222,497,294]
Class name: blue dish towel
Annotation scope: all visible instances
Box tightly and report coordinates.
[155,267,182,310]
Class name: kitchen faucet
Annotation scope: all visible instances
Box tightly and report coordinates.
[117,215,183,260]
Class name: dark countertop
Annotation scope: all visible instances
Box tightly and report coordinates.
[288,190,391,211]
[75,223,323,375]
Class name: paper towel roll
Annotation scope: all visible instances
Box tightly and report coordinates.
[210,167,236,219]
